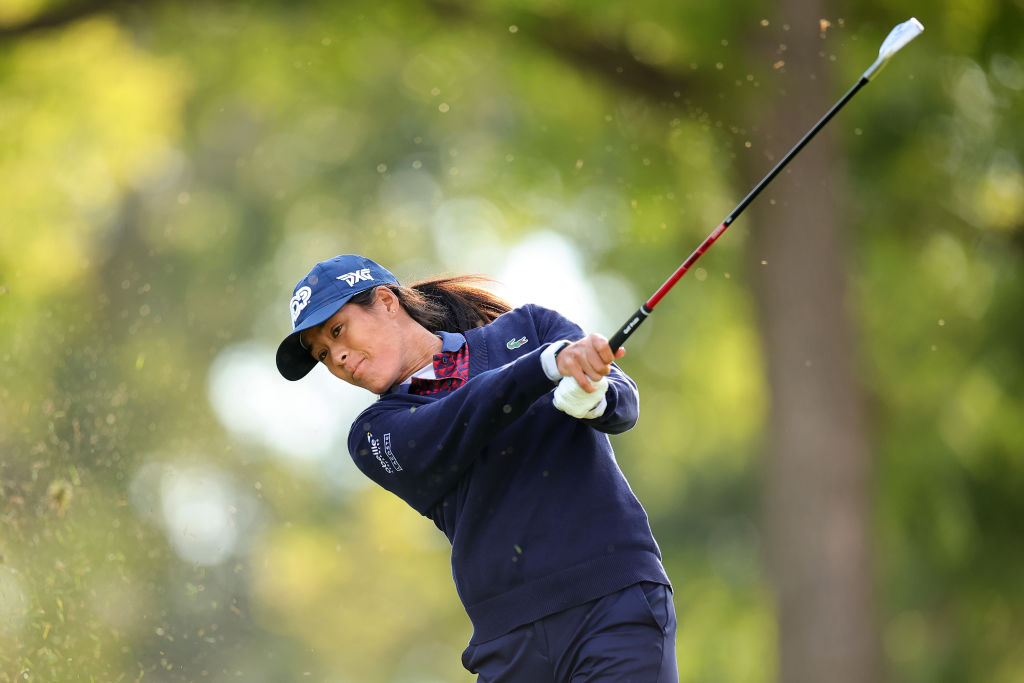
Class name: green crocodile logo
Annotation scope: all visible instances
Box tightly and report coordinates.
[506,336,528,350]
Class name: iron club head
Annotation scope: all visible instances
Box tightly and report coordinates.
[863,18,924,81]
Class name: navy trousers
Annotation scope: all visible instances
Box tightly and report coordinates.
[461,582,678,682]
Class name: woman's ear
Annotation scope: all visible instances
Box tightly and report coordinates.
[376,286,398,314]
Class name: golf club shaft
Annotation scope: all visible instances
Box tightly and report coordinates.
[608,75,869,352]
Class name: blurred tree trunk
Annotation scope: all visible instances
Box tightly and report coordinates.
[745,1,882,681]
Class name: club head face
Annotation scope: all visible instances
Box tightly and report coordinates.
[879,18,924,60]
[862,17,924,81]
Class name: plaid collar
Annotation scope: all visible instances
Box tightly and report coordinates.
[388,332,467,395]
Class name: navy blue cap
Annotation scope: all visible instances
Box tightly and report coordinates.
[276,254,399,381]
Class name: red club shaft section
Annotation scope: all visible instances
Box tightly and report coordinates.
[645,220,730,310]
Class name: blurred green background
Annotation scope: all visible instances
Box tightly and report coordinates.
[1,0,1022,681]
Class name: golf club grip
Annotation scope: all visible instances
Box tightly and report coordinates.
[609,305,651,352]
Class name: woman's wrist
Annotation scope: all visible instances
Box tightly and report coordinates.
[540,340,571,382]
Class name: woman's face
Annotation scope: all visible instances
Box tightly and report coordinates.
[299,289,414,393]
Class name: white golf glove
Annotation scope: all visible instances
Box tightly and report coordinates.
[553,375,609,419]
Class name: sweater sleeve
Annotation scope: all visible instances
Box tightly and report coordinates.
[347,344,558,514]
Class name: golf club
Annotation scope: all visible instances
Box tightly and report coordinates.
[607,17,924,352]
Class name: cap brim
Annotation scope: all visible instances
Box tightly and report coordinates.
[274,299,350,381]
[276,330,318,381]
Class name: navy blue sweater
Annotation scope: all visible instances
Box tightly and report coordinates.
[347,304,669,643]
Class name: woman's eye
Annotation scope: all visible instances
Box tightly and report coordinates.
[331,325,341,338]
[318,350,327,362]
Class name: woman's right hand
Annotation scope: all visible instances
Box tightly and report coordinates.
[555,333,626,392]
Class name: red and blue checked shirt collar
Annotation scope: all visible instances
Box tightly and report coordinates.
[389,331,469,396]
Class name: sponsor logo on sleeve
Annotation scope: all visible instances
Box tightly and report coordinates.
[383,433,402,472]
[367,431,402,473]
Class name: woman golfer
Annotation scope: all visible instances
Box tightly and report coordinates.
[276,254,676,681]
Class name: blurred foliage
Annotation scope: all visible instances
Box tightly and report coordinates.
[1,0,1022,681]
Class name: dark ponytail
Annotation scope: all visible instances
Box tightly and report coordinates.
[349,276,512,333]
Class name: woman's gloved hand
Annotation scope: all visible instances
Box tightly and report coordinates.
[553,375,609,418]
